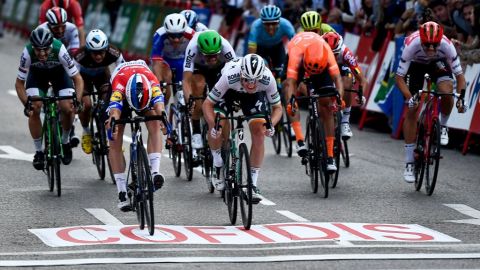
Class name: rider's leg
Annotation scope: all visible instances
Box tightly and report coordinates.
[341,75,354,138]
[108,125,127,192]
[146,111,165,189]
[191,74,206,149]
[249,119,266,187]
[291,83,307,155]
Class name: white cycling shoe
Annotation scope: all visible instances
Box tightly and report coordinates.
[192,134,204,149]
[403,163,415,183]
[440,126,449,146]
[341,122,353,138]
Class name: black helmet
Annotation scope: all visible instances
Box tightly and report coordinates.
[30,27,54,49]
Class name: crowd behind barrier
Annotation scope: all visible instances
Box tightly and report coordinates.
[1,0,479,154]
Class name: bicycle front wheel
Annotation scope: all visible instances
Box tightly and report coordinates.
[52,119,62,197]
[414,122,426,191]
[137,145,155,235]
[238,143,253,230]
[315,119,329,198]
[282,112,293,157]
[202,126,215,193]
[306,118,318,193]
[224,141,237,225]
[331,112,341,188]
[182,115,193,181]
[272,123,281,154]
[341,138,350,168]
[425,119,441,196]
[44,124,54,192]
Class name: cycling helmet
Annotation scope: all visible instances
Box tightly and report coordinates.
[322,32,343,54]
[86,29,109,51]
[300,11,321,31]
[303,42,329,75]
[260,5,281,22]
[163,13,187,34]
[419,21,443,45]
[197,30,222,55]
[125,73,152,112]
[51,0,70,9]
[46,7,67,26]
[241,54,266,80]
[180,10,199,28]
[30,27,54,49]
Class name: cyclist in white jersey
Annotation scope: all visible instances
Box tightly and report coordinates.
[202,54,282,202]
[395,21,466,183]
[39,7,80,55]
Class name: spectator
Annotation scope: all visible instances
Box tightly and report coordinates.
[372,0,405,51]
[448,0,471,41]
[219,0,245,38]
[452,0,480,64]
[429,0,457,38]
[105,0,122,33]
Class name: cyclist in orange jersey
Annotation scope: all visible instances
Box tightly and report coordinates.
[284,32,344,171]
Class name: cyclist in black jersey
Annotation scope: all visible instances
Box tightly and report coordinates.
[75,29,124,154]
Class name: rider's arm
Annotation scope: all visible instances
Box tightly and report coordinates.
[58,44,83,99]
[343,47,368,91]
[394,46,413,99]
[204,75,229,127]
[281,18,296,40]
[247,19,260,54]
[182,39,198,102]
[151,31,166,82]
[70,1,86,46]
[264,70,283,125]
[326,48,343,98]
[455,73,466,93]
[71,73,84,101]
[15,78,27,105]
[182,71,194,102]
[16,48,31,105]
[221,37,237,60]
[67,23,80,55]
[445,38,466,92]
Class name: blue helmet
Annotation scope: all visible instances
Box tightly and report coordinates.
[180,10,199,28]
[260,5,281,22]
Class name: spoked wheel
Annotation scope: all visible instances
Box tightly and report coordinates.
[414,123,426,191]
[272,123,282,155]
[44,130,54,192]
[202,128,214,193]
[171,130,182,177]
[331,113,341,188]
[340,139,350,168]
[138,146,155,235]
[282,113,293,157]
[52,120,61,197]
[316,119,329,198]
[181,115,193,181]
[92,115,106,180]
[224,143,237,224]
[238,143,253,230]
[425,119,441,196]
[306,119,318,193]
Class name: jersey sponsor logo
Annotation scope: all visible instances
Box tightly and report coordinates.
[62,53,74,67]
[110,91,123,102]
[271,92,280,101]
[210,87,222,98]
[228,73,240,84]
[185,50,195,68]
[20,55,27,68]
[224,52,233,60]
[344,52,357,67]
[259,75,270,85]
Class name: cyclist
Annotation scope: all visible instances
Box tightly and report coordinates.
[75,29,125,154]
[180,10,208,32]
[299,10,336,35]
[248,5,295,70]
[395,21,466,183]
[106,60,166,211]
[284,31,344,171]
[202,54,282,201]
[183,30,236,153]
[15,27,84,169]
[151,13,195,105]
[39,0,86,46]
[322,31,368,138]
[39,7,80,56]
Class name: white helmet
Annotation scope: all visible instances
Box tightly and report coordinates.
[86,29,109,51]
[163,13,187,34]
[241,54,266,80]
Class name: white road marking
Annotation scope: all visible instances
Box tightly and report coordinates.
[0,145,33,161]
[276,210,309,222]
[259,196,276,205]
[2,253,480,266]
[7,89,17,96]
[84,208,124,226]
[444,204,480,226]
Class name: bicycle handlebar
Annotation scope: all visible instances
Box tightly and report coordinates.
[111,111,171,136]
[25,94,78,116]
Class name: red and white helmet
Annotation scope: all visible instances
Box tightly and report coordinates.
[125,73,152,112]
[46,7,67,26]
[419,21,443,45]
[322,32,343,54]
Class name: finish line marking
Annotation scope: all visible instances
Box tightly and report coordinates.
[2,253,480,266]
[85,208,124,226]
[276,210,309,222]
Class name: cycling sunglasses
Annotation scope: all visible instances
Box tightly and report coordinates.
[202,52,221,59]
[242,77,257,85]
[423,42,440,49]
[167,33,184,39]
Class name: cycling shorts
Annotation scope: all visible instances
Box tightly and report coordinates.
[406,60,453,96]
[193,63,225,92]
[25,65,74,97]
[214,91,269,121]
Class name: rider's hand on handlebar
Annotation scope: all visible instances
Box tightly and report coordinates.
[407,96,418,109]
[355,95,366,105]
[456,100,467,113]
[210,127,221,139]
[265,127,275,137]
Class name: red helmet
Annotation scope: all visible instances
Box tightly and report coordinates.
[51,0,70,9]
[303,42,330,75]
[46,7,67,26]
[322,32,343,54]
[419,21,443,45]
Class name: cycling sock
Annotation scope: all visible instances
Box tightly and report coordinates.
[342,107,351,123]
[192,119,201,134]
[440,113,450,127]
[62,129,71,144]
[33,137,43,152]
[148,153,161,175]
[251,167,260,187]
[211,148,223,168]
[291,121,304,142]
[404,143,415,163]
[326,136,334,158]
[114,172,127,193]
[83,126,91,135]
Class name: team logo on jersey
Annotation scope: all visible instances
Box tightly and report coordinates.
[259,74,270,85]
[62,53,74,67]
[224,52,233,60]
[185,50,195,68]
[111,91,123,102]
[228,73,240,84]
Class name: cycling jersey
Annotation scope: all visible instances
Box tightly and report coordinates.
[151,27,195,61]
[109,60,164,112]
[248,18,295,49]
[39,0,84,28]
[38,22,80,53]
[17,39,78,81]
[75,45,124,76]
[336,45,362,76]
[194,22,209,32]
[183,32,236,72]
[286,32,339,80]
[299,23,336,34]
[208,58,280,106]
[396,31,462,77]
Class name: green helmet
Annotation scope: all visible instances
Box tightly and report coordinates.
[197,30,222,55]
[300,11,321,31]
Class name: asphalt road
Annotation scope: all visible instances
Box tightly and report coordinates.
[1,33,480,269]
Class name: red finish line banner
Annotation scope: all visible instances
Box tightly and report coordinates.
[29,223,459,247]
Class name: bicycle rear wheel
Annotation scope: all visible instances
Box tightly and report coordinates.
[138,145,155,235]
[181,115,194,181]
[306,118,318,193]
[202,126,214,193]
[316,119,329,198]
[414,123,426,191]
[91,113,106,180]
[52,119,62,197]
[238,143,253,229]
[341,139,350,168]
[224,142,237,225]
[282,112,293,157]
[272,123,281,154]
[171,130,182,177]
[44,124,54,192]
[331,112,341,188]
[425,119,441,196]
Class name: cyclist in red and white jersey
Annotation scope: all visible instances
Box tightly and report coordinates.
[38,7,80,55]
[39,0,85,46]
[395,21,466,183]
